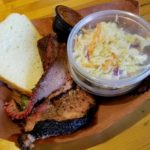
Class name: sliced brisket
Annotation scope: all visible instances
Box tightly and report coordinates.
[38,34,58,71]
[4,35,73,119]
[18,87,96,149]
[31,43,72,103]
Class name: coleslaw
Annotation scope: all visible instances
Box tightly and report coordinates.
[73,22,150,80]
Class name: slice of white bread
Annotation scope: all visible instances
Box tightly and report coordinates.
[0,13,44,95]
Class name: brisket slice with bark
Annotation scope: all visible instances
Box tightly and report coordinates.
[18,87,96,150]
[37,34,58,71]
[4,35,73,119]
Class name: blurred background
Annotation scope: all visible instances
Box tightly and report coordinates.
[0,0,149,22]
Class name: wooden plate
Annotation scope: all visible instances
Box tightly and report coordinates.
[1,1,150,150]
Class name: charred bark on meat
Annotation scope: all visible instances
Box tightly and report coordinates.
[18,87,96,149]
[18,107,96,150]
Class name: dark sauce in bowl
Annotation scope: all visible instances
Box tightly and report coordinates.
[53,5,82,42]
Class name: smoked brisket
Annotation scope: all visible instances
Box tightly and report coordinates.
[4,35,73,119]
[18,87,96,149]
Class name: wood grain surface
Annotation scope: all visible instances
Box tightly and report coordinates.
[0,0,149,21]
[0,0,150,150]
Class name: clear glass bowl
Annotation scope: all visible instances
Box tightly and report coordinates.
[67,10,150,97]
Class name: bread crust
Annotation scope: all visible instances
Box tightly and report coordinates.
[0,75,32,96]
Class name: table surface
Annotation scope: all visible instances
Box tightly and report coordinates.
[0,0,150,150]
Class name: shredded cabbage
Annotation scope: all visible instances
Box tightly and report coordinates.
[73,22,149,79]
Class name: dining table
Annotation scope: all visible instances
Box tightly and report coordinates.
[0,0,150,150]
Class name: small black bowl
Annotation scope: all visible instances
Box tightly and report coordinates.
[53,5,82,42]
